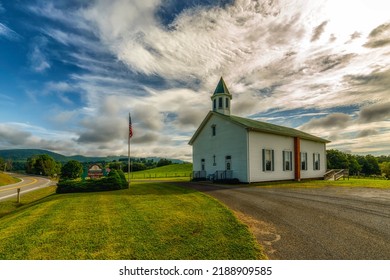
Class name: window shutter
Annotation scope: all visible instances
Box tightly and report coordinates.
[318,154,320,170]
[283,151,286,171]
[290,151,293,171]
[262,149,265,171]
[271,150,274,171]
[313,153,315,170]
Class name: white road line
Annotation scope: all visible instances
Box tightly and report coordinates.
[0,177,53,202]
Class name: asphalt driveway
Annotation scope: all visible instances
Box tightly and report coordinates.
[176,182,390,260]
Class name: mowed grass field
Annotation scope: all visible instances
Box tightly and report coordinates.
[0,172,21,186]
[0,181,263,260]
[130,163,192,179]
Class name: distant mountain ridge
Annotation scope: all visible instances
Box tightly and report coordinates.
[0,149,68,162]
[0,149,185,164]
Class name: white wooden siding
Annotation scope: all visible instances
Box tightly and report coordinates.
[192,115,327,183]
[300,139,327,179]
[192,114,248,182]
[248,131,295,182]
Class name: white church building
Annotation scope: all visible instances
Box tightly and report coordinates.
[189,77,330,183]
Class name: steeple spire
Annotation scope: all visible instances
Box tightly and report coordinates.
[211,77,232,115]
[213,77,231,96]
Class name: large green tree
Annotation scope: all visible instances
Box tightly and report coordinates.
[129,162,147,172]
[156,158,172,167]
[379,162,390,179]
[26,154,61,177]
[327,149,349,169]
[356,155,381,175]
[0,157,13,172]
[326,149,367,175]
[61,160,83,180]
[346,154,362,175]
[108,161,122,170]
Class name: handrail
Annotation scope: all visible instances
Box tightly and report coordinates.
[324,169,349,180]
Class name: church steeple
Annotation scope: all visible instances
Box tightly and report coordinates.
[211,77,232,115]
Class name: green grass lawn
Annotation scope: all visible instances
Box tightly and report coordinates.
[251,178,390,189]
[130,163,192,179]
[0,186,57,218]
[0,181,263,260]
[0,172,21,186]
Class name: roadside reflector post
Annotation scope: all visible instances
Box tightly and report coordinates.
[17,188,21,203]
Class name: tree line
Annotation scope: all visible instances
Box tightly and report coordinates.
[0,154,174,179]
[2,151,389,179]
[326,149,390,178]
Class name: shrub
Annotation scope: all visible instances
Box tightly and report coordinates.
[61,160,83,180]
[56,169,129,194]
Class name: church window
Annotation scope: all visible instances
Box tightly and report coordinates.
[283,151,293,171]
[226,98,229,108]
[262,149,274,171]
[213,155,216,166]
[213,99,216,110]
[301,152,307,171]
[313,153,320,170]
[212,125,216,136]
[218,97,223,108]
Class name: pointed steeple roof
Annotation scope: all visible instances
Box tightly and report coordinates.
[213,77,231,96]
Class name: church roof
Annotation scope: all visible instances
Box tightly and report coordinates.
[213,77,231,96]
[188,111,330,145]
[228,114,330,143]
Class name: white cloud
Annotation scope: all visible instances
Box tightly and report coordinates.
[4,0,389,159]
[29,37,51,73]
[45,81,74,92]
[0,22,20,40]
[0,122,80,155]
[80,0,390,114]
[50,110,78,124]
[61,0,390,157]
[0,124,32,146]
[27,1,90,31]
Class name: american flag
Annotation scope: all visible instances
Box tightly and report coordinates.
[129,113,133,139]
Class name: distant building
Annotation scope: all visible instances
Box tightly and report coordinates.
[189,77,330,183]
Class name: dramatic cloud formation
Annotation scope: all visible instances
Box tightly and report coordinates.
[300,113,352,130]
[0,0,390,159]
[0,124,32,146]
[364,22,390,48]
[358,102,390,123]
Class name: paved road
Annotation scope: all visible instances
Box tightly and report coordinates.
[0,173,52,202]
[177,182,390,260]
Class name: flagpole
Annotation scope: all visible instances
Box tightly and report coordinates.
[128,112,131,185]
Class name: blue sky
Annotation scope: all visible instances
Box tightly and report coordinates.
[0,0,389,161]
